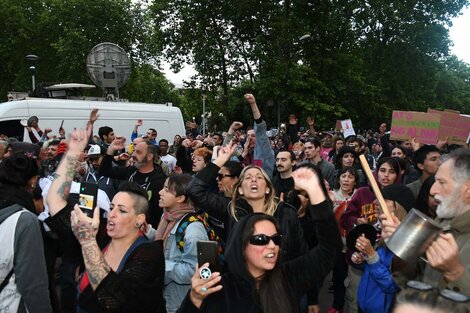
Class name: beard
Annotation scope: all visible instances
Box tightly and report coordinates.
[133,158,146,169]
[435,188,467,219]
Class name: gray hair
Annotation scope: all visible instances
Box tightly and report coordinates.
[446,148,470,185]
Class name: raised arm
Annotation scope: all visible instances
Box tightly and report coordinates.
[131,119,142,141]
[46,128,89,216]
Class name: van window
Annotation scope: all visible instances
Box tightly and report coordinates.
[0,120,24,141]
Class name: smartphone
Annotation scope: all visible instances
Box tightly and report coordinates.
[197,241,221,275]
[78,182,98,217]
[59,120,64,131]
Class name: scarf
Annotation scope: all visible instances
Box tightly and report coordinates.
[155,203,194,248]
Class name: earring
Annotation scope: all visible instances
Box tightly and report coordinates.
[135,223,141,228]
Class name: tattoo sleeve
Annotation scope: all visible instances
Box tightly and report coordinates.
[81,241,111,290]
[55,156,79,200]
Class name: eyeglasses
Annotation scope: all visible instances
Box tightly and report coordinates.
[217,173,236,180]
[405,280,469,303]
[249,234,282,246]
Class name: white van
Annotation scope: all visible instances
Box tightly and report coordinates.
[0,97,186,143]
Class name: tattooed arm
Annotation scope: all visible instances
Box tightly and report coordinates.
[46,128,89,216]
[71,204,110,290]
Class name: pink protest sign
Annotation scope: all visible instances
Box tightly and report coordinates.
[427,109,470,146]
[390,111,441,144]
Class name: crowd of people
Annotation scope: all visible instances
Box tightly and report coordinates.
[0,93,469,313]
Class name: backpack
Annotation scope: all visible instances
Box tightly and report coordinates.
[174,212,225,265]
[0,204,24,296]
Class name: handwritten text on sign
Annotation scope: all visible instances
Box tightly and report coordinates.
[390,111,441,144]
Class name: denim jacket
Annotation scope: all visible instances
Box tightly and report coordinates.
[163,216,209,313]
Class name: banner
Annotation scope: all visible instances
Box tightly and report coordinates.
[427,109,470,146]
[390,111,441,144]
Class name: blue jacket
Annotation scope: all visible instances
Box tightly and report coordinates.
[253,119,274,179]
[357,247,397,313]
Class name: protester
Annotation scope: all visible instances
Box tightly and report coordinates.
[84,144,118,200]
[187,142,242,243]
[159,139,177,173]
[292,141,305,165]
[341,157,403,313]
[169,134,183,156]
[327,166,360,313]
[406,145,441,198]
[97,126,116,153]
[191,138,306,261]
[302,137,335,187]
[415,176,438,218]
[177,165,341,313]
[131,119,158,145]
[332,146,366,187]
[272,150,296,198]
[235,94,274,178]
[192,147,212,174]
[327,136,345,163]
[154,174,209,313]
[100,137,166,226]
[382,148,470,295]
[0,152,52,313]
[46,129,166,313]
[354,184,414,313]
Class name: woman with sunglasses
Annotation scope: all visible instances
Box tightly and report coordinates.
[177,166,341,313]
[189,142,307,261]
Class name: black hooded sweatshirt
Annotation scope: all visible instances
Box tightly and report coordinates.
[177,200,341,313]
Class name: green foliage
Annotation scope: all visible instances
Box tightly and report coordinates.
[1,0,469,131]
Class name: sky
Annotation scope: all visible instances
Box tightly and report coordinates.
[163,7,470,86]
[449,6,470,64]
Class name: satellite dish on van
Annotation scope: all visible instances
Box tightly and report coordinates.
[86,42,131,98]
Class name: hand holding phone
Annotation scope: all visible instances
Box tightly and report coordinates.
[79,182,98,218]
[197,241,221,279]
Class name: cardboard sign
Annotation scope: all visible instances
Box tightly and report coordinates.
[390,111,441,144]
[341,119,356,137]
[427,109,470,146]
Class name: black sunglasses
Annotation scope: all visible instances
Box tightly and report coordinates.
[249,234,282,246]
[217,173,236,180]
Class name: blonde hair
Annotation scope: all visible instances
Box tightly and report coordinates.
[229,165,278,221]
[292,142,304,151]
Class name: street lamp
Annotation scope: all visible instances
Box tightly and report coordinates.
[201,88,207,136]
[25,54,39,93]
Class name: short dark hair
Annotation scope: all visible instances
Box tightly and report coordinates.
[223,161,244,178]
[0,152,38,186]
[166,174,192,202]
[118,181,148,215]
[306,137,321,149]
[159,139,169,146]
[412,145,441,173]
[212,133,223,142]
[276,150,296,162]
[335,166,359,190]
[98,126,113,141]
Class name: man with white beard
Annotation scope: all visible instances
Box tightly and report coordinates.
[383,148,470,295]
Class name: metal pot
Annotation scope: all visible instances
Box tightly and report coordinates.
[386,209,442,263]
